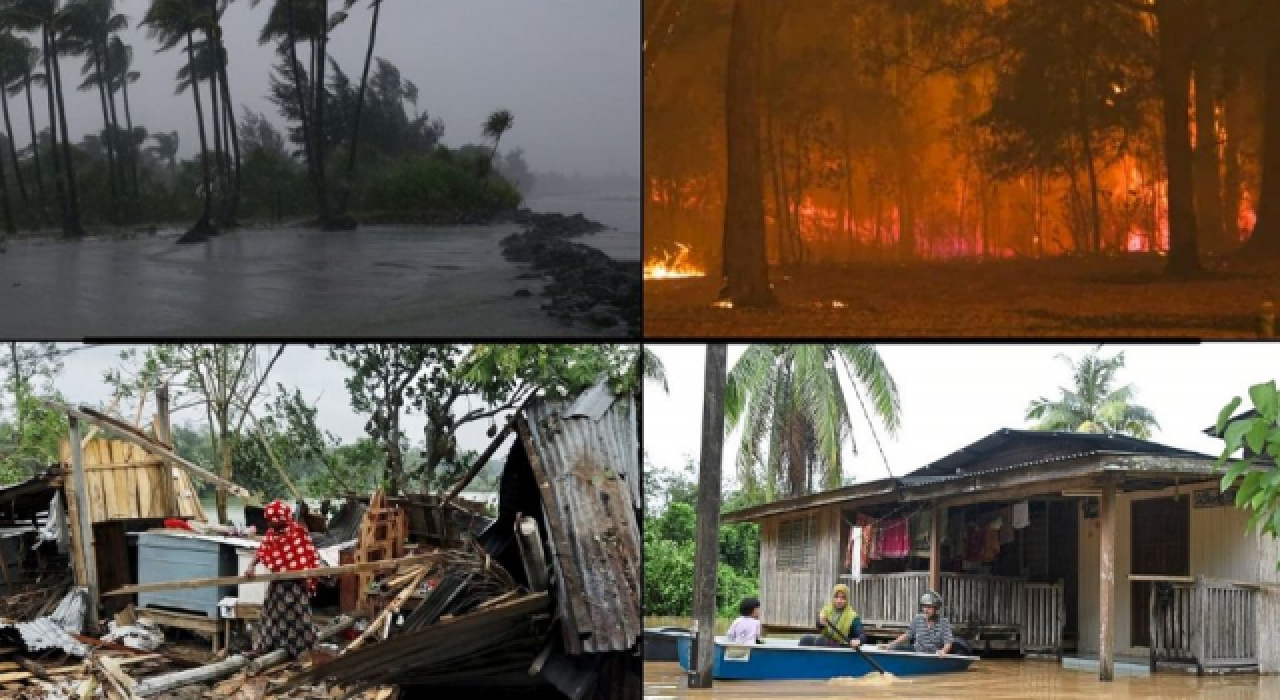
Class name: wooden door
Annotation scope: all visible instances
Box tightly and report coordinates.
[1130,496,1189,647]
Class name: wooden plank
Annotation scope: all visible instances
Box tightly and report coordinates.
[104,555,438,596]
[68,417,100,630]
[1099,477,1115,682]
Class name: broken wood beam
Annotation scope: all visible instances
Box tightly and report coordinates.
[103,555,437,597]
[134,654,250,697]
[343,568,428,655]
[441,396,534,508]
[247,614,356,674]
[42,401,252,499]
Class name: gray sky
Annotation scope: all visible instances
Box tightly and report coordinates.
[49,344,519,456]
[644,344,1279,489]
[50,0,639,177]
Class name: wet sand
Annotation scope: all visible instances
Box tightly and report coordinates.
[645,257,1280,338]
[645,661,1280,699]
[0,224,630,338]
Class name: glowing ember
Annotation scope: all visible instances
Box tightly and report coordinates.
[644,243,706,280]
[712,299,734,309]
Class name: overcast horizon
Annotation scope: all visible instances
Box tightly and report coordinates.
[34,0,639,179]
[644,344,1279,492]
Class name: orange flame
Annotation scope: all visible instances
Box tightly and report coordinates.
[644,242,706,280]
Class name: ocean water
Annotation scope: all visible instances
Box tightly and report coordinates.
[525,191,641,262]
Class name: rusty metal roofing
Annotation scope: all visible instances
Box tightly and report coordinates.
[518,383,641,655]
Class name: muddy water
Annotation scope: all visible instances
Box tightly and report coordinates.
[645,661,1280,699]
[0,224,627,338]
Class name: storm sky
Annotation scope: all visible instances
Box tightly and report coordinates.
[46,0,639,177]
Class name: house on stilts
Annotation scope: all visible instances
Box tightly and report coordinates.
[722,428,1280,679]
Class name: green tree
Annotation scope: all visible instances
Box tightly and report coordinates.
[3,35,47,226]
[105,35,137,198]
[1025,346,1159,438]
[104,344,287,522]
[0,33,31,215]
[63,0,129,224]
[0,343,67,482]
[725,344,901,504]
[336,0,383,221]
[1214,381,1280,562]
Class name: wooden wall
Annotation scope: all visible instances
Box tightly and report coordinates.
[759,505,843,629]
[58,438,205,523]
[1077,483,1280,668]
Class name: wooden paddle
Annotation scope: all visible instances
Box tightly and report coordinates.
[822,618,888,676]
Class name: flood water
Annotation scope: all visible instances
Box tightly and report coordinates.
[645,661,1280,700]
[0,222,628,338]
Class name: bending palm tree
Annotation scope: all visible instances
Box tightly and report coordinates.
[1025,347,1159,439]
[106,35,138,197]
[0,32,32,211]
[725,344,901,504]
[9,40,46,226]
[1,0,86,237]
[335,0,381,224]
[482,108,513,169]
[142,0,216,242]
[146,129,178,174]
[64,0,128,223]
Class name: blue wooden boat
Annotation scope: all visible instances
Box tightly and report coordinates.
[676,636,978,680]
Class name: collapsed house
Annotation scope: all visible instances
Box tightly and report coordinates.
[0,381,640,699]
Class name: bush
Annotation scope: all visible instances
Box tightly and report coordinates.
[361,150,522,216]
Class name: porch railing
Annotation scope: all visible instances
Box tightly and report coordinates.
[838,571,1063,652]
[1149,575,1258,672]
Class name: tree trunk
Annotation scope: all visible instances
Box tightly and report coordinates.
[217,430,231,524]
[1245,35,1280,259]
[720,0,774,307]
[206,50,226,223]
[49,26,83,237]
[338,0,381,219]
[285,0,329,226]
[102,38,127,211]
[314,2,331,224]
[186,31,214,234]
[93,50,120,225]
[688,343,726,690]
[121,74,138,199]
[41,28,70,236]
[215,31,241,224]
[23,70,47,229]
[1157,3,1201,276]
[1193,51,1225,253]
[0,87,29,213]
[1222,66,1244,247]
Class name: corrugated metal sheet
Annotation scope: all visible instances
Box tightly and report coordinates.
[518,384,641,655]
[48,587,87,633]
[0,616,90,657]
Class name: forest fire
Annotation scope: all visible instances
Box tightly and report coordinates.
[644,242,706,279]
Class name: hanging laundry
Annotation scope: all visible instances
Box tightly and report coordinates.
[880,517,911,559]
[1012,501,1030,529]
[983,522,1002,561]
[858,515,875,567]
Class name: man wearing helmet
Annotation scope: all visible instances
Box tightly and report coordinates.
[889,591,954,656]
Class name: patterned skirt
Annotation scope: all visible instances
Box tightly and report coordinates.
[255,580,316,658]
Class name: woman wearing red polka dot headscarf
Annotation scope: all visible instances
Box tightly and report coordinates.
[244,500,319,659]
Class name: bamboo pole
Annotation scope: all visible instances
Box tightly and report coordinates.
[103,555,436,597]
[929,502,942,594]
[1099,478,1116,682]
[343,566,428,654]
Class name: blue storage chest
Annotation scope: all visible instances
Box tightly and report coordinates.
[134,532,238,618]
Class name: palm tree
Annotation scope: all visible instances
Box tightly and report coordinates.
[0,33,32,211]
[146,130,179,173]
[482,108,513,168]
[7,39,45,226]
[106,36,137,197]
[335,0,380,223]
[252,0,338,227]
[1,0,86,237]
[142,0,216,242]
[725,344,901,504]
[1025,347,1160,439]
[642,346,668,394]
[204,1,241,225]
[64,0,127,223]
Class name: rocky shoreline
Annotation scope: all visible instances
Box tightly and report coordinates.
[501,209,640,336]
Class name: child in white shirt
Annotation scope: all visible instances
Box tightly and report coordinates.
[725,597,764,644]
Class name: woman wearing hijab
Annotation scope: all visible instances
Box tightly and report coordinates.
[243,500,320,660]
[801,583,864,648]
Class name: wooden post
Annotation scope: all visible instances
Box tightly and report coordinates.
[153,387,178,516]
[68,417,100,631]
[929,502,942,594]
[689,344,727,689]
[1099,478,1116,681]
